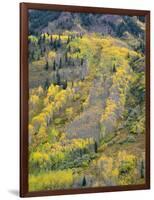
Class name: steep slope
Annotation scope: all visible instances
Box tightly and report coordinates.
[28,11,146,191]
[29,10,145,47]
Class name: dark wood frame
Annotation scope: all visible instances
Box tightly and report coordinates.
[20,2,150,197]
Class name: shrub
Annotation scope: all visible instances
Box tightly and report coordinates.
[29,169,73,191]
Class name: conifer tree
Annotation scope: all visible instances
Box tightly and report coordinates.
[45,61,49,71]
[44,79,50,89]
[56,70,61,85]
[53,60,56,71]
[82,176,86,186]
[50,35,53,47]
[59,58,62,69]
[68,45,71,52]
[67,36,70,44]
[140,160,144,178]
[54,39,57,51]
[62,80,67,89]
[94,141,98,153]
[57,34,61,48]
[112,63,116,73]
[81,58,84,66]
[50,35,53,42]
[65,52,68,63]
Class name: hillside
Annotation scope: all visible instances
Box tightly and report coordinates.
[28,10,146,191]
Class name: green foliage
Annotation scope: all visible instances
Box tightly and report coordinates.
[124,57,145,134]
[29,10,61,35]
[29,136,95,173]
[117,16,144,38]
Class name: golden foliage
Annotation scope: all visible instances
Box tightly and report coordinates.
[29,169,73,191]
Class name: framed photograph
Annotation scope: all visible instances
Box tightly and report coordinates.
[20,3,150,197]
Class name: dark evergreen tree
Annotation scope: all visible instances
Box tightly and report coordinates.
[139,41,145,53]
[38,37,41,46]
[78,48,81,53]
[50,35,53,42]
[45,61,49,70]
[59,58,62,68]
[28,37,31,45]
[53,60,56,71]
[70,35,73,40]
[127,52,130,59]
[42,34,46,42]
[57,34,61,48]
[56,70,61,85]
[65,52,68,63]
[44,79,50,89]
[68,45,71,52]
[67,36,70,44]
[53,39,57,51]
[138,16,145,22]
[94,141,98,153]
[117,22,126,37]
[29,51,34,62]
[50,35,53,46]
[82,176,86,186]
[81,58,84,66]
[79,149,83,157]
[112,63,116,73]
[140,160,144,178]
[67,57,71,66]
[62,80,67,89]
[41,48,44,56]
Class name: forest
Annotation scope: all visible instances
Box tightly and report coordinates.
[28,10,145,191]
